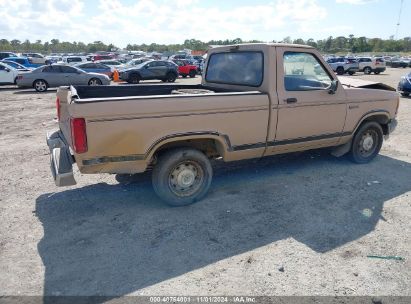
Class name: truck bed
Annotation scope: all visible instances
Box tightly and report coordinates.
[71,84,245,102]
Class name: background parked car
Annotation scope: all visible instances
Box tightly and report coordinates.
[21,53,49,65]
[95,60,125,71]
[92,54,114,61]
[0,62,22,85]
[123,57,152,69]
[390,59,409,68]
[398,72,411,97]
[119,60,178,83]
[1,60,33,71]
[46,55,63,64]
[3,56,40,68]
[0,52,17,60]
[357,57,386,74]
[75,62,113,78]
[16,64,110,92]
[59,56,88,65]
[172,59,198,78]
[325,57,359,75]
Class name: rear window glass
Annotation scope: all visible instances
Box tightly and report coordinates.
[206,51,263,87]
[67,57,82,63]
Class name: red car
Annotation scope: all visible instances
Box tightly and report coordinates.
[172,59,197,78]
[92,54,115,61]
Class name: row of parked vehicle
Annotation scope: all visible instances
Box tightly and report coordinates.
[0,56,202,91]
[321,56,387,75]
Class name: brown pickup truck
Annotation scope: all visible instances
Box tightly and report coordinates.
[47,43,399,206]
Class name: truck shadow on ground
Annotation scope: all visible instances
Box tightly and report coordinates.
[35,150,411,299]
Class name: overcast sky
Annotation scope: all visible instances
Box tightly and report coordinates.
[0,0,409,47]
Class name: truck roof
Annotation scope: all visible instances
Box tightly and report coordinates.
[209,43,314,49]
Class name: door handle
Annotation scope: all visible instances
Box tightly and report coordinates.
[285,98,297,103]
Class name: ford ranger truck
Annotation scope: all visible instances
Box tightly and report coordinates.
[47,43,399,206]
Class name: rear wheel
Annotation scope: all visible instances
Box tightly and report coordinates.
[336,67,344,75]
[129,74,140,84]
[401,92,410,97]
[363,66,372,74]
[349,121,383,164]
[189,70,196,78]
[166,72,177,83]
[152,148,213,206]
[88,78,102,86]
[33,79,48,92]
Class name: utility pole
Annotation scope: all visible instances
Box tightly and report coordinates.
[395,0,404,39]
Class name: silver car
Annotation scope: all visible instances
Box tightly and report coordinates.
[16,64,110,92]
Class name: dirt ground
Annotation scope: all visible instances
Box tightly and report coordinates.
[0,69,410,298]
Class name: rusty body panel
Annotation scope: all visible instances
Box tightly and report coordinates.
[53,43,399,177]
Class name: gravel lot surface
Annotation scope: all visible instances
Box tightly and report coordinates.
[0,69,410,298]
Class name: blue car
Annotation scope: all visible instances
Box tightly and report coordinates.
[398,72,411,97]
[1,60,33,71]
[3,57,41,68]
[74,62,113,78]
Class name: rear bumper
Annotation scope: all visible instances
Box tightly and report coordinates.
[46,130,76,187]
[374,67,386,72]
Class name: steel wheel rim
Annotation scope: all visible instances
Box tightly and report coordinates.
[168,161,204,197]
[89,79,99,85]
[358,130,378,157]
[36,81,46,91]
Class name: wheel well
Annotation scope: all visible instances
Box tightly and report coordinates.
[362,114,390,135]
[153,138,224,160]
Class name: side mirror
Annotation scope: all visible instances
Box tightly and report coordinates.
[328,79,338,94]
[5,68,10,72]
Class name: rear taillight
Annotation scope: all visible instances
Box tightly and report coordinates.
[70,118,88,153]
[56,97,61,121]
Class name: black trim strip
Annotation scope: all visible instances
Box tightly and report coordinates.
[82,155,144,166]
[232,132,352,151]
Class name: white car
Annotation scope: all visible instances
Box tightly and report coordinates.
[21,53,49,65]
[59,56,88,66]
[0,62,21,85]
[95,59,125,71]
[357,57,386,74]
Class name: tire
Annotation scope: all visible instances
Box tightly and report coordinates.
[400,92,410,97]
[166,72,177,83]
[182,74,187,78]
[88,78,102,86]
[336,67,344,75]
[14,77,18,85]
[152,148,213,206]
[349,121,383,164]
[189,70,196,78]
[363,67,372,74]
[129,74,140,84]
[33,79,48,92]
[348,71,355,75]
[374,71,381,75]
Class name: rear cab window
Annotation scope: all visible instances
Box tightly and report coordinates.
[206,51,263,87]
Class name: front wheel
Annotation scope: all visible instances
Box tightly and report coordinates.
[33,79,48,92]
[88,78,102,86]
[336,67,344,75]
[349,121,383,164]
[129,74,140,84]
[152,148,213,206]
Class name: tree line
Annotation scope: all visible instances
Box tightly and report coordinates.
[1,36,411,54]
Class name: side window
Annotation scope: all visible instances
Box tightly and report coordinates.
[283,52,332,91]
[60,66,77,73]
[16,59,25,64]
